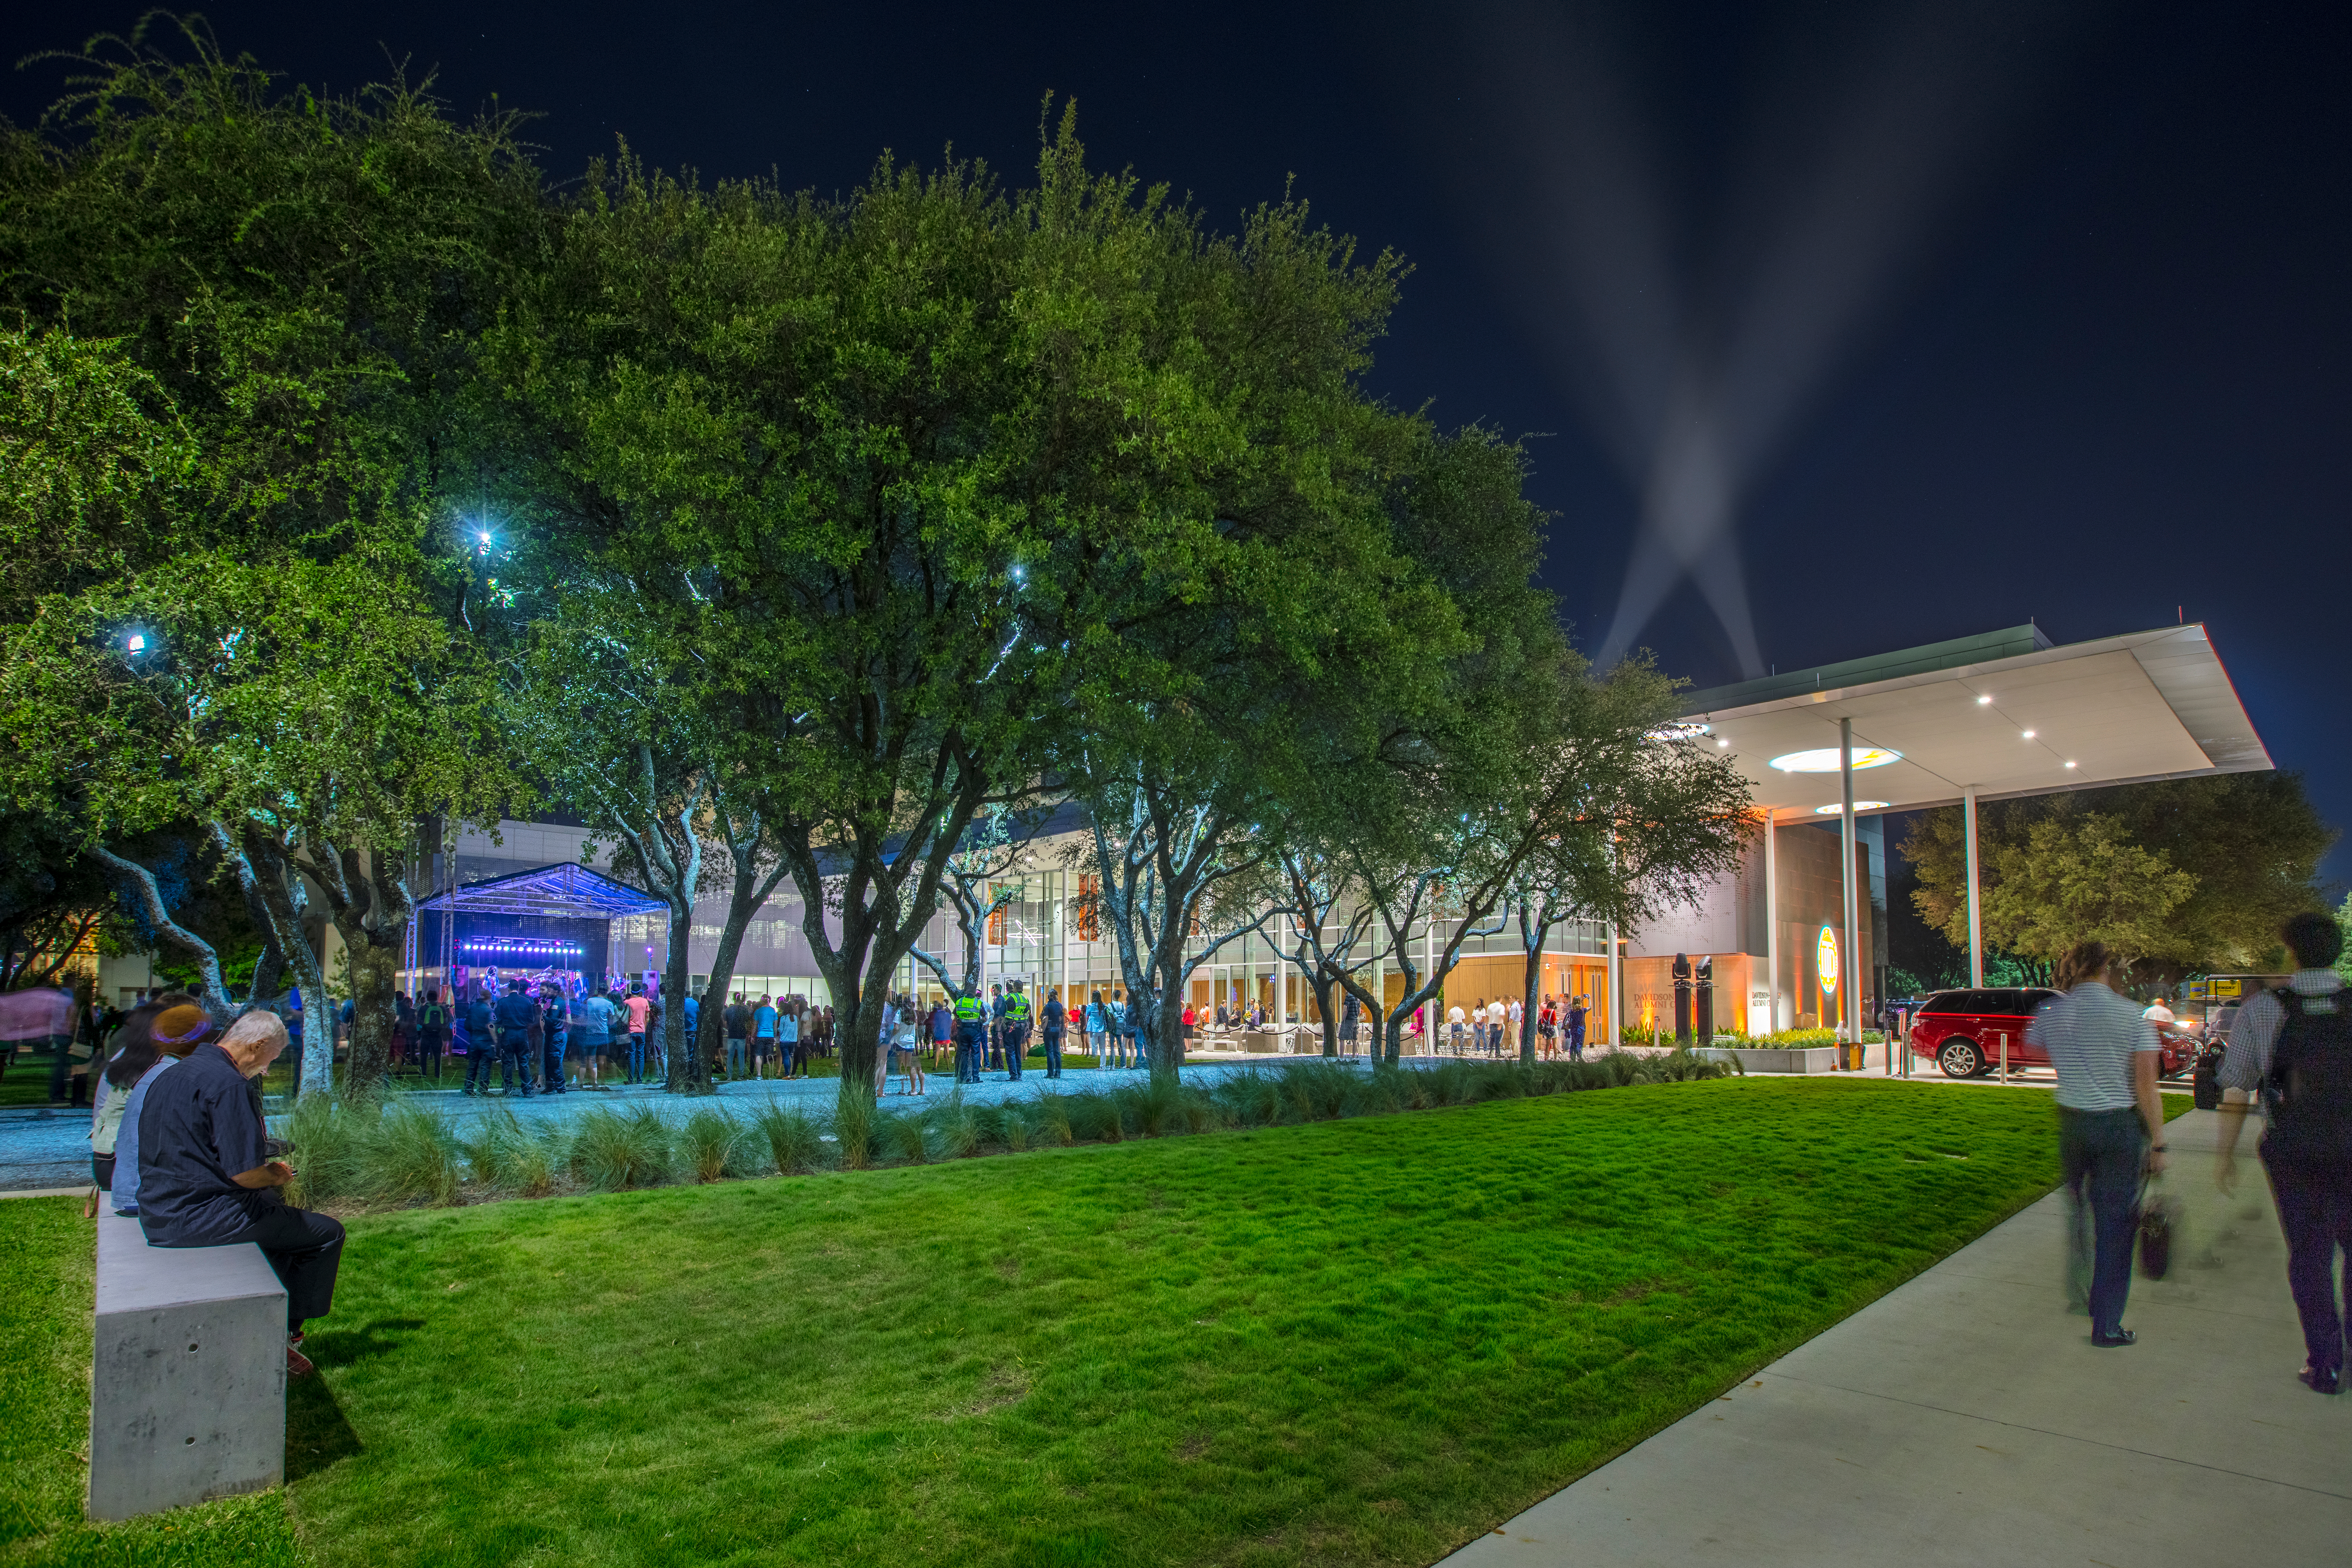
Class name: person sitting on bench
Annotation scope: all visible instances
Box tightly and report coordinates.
[134,1010,344,1377]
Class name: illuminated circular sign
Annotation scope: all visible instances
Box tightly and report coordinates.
[1769,747,1902,773]
[1817,926,1840,992]
[1813,801,1890,815]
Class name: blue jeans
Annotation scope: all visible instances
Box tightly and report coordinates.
[727,1038,746,1076]
[1569,1029,1584,1060]
[2061,1106,2146,1337]
[1042,1026,1064,1077]
[627,1033,646,1083]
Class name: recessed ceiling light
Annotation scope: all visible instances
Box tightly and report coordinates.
[1814,801,1890,815]
[1716,738,1729,747]
[2064,760,2077,769]
[1768,748,1903,773]
[2022,730,2036,739]
[1976,695,1992,705]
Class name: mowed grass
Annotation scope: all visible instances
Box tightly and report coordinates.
[1,1196,304,1568]
[6,1078,2143,1568]
[281,1078,2063,1568]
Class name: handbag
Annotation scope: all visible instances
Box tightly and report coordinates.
[2136,1174,2181,1280]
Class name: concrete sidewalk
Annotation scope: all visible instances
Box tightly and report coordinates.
[1440,1107,2349,1568]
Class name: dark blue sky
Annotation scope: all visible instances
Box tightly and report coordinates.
[11,2,2347,884]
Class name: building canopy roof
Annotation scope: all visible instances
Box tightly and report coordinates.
[1677,623,2271,824]
[413,862,667,919]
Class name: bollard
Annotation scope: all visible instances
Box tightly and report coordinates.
[1999,1031,2008,1085]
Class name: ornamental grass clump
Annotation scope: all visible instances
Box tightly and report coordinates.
[927,1091,981,1158]
[679,1108,745,1182]
[570,1105,674,1191]
[362,1100,466,1205]
[833,1089,877,1169]
[750,1101,828,1175]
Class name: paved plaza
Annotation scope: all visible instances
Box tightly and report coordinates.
[0,1052,1354,1192]
[1439,1106,2349,1568]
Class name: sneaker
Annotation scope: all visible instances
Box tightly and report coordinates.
[2090,1328,2137,1348]
[286,1341,315,1378]
[2299,1363,2341,1395]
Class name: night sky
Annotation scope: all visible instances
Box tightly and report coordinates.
[10,2,2347,884]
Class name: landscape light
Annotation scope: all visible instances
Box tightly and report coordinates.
[125,633,146,653]
[1767,747,1901,773]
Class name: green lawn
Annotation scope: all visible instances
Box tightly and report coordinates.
[7,1079,2121,1568]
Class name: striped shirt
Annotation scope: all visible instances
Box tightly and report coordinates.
[2218,969,2345,1098]
[2024,981,2158,1112]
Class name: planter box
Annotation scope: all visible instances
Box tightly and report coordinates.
[1698,1046,1840,1075]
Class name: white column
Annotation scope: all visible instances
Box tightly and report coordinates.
[1964,787,1984,987]
[1763,811,1780,1034]
[1840,718,1861,1045]
[1605,918,1620,1048]
[1055,870,1069,1011]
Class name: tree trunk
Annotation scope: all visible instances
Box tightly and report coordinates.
[661,898,705,1092]
[340,931,401,1091]
[1517,901,1545,1067]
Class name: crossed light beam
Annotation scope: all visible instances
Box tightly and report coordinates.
[1455,1,2094,677]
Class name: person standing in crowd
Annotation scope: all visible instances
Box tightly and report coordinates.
[1003,981,1030,1081]
[414,988,447,1083]
[723,993,750,1080]
[1043,986,1067,1078]
[1180,999,1196,1054]
[1569,996,1589,1061]
[887,994,924,1095]
[391,992,414,1074]
[2215,911,2352,1395]
[492,979,539,1097]
[2026,939,2168,1348]
[571,986,610,1088]
[136,1009,343,1378]
[620,986,649,1085]
[645,988,667,1083]
[539,984,568,1093]
[930,994,953,1072]
[461,984,497,1097]
[1340,990,1361,1056]
[952,988,986,1083]
[982,983,1003,1072]
[778,997,803,1079]
[1086,990,1108,1069]
[2143,992,2178,1026]
[751,993,778,1078]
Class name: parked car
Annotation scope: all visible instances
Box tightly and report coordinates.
[1910,989,2059,1077]
[1910,988,2199,1078]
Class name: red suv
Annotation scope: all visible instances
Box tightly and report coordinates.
[1911,989,2059,1077]
[1910,988,2198,1078]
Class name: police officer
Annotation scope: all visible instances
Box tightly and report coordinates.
[493,979,540,1096]
[1003,981,1031,1081]
[461,985,497,1096]
[952,989,987,1084]
[539,984,568,1093]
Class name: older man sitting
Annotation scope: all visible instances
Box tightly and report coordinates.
[134,1009,344,1377]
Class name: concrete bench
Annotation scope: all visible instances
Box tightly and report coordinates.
[90,1210,286,1521]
